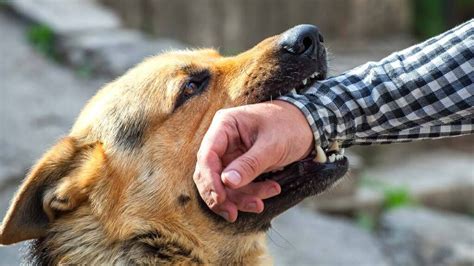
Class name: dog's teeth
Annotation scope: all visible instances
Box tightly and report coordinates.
[340,148,345,155]
[328,141,340,153]
[290,88,297,94]
[336,154,343,160]
[314,146,327,163]
[302,78,308,85]
[310,73,316,78]
[329,154,336,163]
[271,167,285,173]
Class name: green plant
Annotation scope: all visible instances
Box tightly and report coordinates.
[413,0,446,39]
[359,176,416,210]
[355,212,376,231]
[382,186,415,210]
[76,64,94,79]
[26,24,56,59]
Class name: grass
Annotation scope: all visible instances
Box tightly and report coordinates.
[355,212,376,232]
[355,176,416,231]
[360,176,416,210]
[413,0,445,39]
[26,24,57,60]
[75,64,94,79]
[382,186,415,210]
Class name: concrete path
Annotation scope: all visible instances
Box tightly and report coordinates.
[1,5,471,266]
[0,9,394,264]
[0,11,107,265]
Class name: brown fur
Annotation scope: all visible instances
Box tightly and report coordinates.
[0,29,330,265]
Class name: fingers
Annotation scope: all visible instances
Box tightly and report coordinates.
[224,180,281,214]
[194,107,286,222]
[221,140,275,189]
[193,150,227,209]
[194,110,241,215]
[237,179,281,199]
[213,200,238,223]
[226,190,264,213]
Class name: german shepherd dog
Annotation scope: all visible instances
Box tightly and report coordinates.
[0,25,348,264]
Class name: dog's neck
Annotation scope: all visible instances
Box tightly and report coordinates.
[28,206,270,265]
[28,206,204,264]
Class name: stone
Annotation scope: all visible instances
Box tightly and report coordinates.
[379,207,474,266]
[101,0,412,52]
[88,38,187,77]
[268,207,390,266]
[56,29,146,69]
[0,10,105,187]
[8,0,186,78]
[10,0,120,34]
[0,10,107,264]
[305,150,474,215]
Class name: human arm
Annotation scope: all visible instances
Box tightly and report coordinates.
[279,19,474,149]
[194,19,474,222]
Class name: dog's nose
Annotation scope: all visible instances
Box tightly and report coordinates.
[279,24,323,56]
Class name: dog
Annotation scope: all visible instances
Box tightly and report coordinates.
[0,24,348,265]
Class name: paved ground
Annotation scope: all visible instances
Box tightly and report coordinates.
[1,7,472,266]
[0,9,401,264]
[0,11,107,265]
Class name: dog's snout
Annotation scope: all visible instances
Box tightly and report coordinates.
[279,24,322,56]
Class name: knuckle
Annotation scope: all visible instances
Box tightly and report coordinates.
[239,154,261,177]
[196,149,216,164]
[192,171,202,182]
[200,189,216,207]
[196,149,207,162]
[215,109,239,127]
[207,198,218,209]
[214,109,229,120]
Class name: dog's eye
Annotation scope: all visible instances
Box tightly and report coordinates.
[183,81,199,96]
[174,72,210,110]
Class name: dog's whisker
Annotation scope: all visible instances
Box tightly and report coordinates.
[267,227,295,249]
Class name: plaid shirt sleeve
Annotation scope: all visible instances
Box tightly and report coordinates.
[279,19,474,149]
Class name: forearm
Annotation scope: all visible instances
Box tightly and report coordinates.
[280,19,474,149]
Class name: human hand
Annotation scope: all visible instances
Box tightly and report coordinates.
[193,100,314,222]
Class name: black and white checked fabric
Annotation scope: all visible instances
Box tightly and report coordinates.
[280,19,474,149]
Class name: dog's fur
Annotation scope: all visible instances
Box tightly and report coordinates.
[0,27,338,264]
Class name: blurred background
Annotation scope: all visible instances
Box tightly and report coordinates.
[0,0,472,265]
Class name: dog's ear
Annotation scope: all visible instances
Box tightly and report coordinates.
[0,137,106,245]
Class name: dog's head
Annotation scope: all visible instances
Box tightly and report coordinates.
[0,25,347,264]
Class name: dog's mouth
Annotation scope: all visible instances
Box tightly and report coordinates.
[254,145,348,207]
[229,144,348,232]
[292,69,326,93]
[230,61,349,231]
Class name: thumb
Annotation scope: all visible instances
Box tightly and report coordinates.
[221,140,275,189]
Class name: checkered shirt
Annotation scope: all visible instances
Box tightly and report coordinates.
[280,19,474,149]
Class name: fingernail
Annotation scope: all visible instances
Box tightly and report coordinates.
[219,211,230,221]
[268,186,280,196]
[245,202,257,211]
[222,170,241,186]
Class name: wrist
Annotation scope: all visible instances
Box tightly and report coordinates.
[272,100,314,159]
